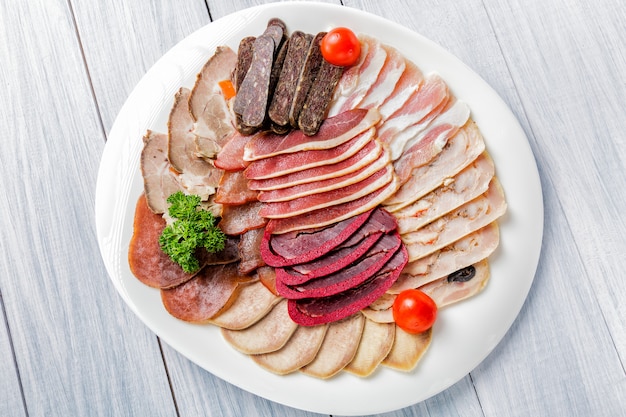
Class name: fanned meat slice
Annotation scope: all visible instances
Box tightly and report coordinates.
[259,164,394,219]
[237,228,266,275]
[222,299,298,354]
[394,152,495,234]
[378,59,424,121]
[382,327,432,371]
[267,175,399,234]
[188,46,237,145]
[209,280,281,330]
[248,138,382,190]
[252,324,328,375]
[360,293,396,323]
[391,222,499,292]
[214,131,252,171]
[257,265,279,296]
[327,36,387,116]
[160,263,253,323]
[243,108,380,161]
[168,87,222,200]
[357,43,406,110]
[403,178,507,262]
[214,171,258,206]
[300,313,365,378]
[218,201,267,235]
[140,130,184,214]
[377,74,449,147]
[420,259,490,307]
[344,319,395,377]
[384,120,485,210]
[392,100,471,179]
[244,127,375,180]
[257,146,390,202]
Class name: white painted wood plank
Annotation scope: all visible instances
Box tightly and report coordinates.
[0,0,178,415]
[0,298,26,417]
[206,0,341,20]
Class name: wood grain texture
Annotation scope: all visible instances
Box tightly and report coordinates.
[0,296,26,417]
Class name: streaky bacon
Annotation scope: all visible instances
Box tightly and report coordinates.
[378,60,424,121]
[244,127,375,180]
[357,43,406,110]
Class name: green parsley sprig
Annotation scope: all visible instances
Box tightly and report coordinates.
[158,191,226,274]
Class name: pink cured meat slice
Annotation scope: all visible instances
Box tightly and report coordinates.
[214,132,253,171]
[214,171,258,206]
[257,146,390,202]
[276,232,401,299]
[247,139,381,190]
[357,43,406,110]
[218,201,267,235]
[288,245,408,326]
[378,60,424,121]
[267,176,399,234]
[244,128,375,180]
[243,108,380,161]
[260,209,374,267]
[259,164,393,219]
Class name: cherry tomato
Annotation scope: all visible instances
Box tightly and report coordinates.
[392,289,438,334]
[320,27,361,67]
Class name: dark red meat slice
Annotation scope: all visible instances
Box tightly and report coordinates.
[214,171,258,205]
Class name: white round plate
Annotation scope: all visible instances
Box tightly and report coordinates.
[95,2,543,415]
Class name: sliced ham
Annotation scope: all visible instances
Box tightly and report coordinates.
[403,178,507,262]
[378,60,424,121]
[344,319,395,377]
[257,145,390,202]
[168,87,222,200]
[327,36,387,116]
[391,222,499,292]
[243,108,380,161]
[266,175,399,234]
[394,152,495,234]
[382,327,432,371]
[188,46,237,145]
[140,130,184,214]
[420,259,490,307]
[218,201,267,235]
[214,170,258,206]
[384,120,485,210]
[214,132,252,171]
[209,280,281,330]
[244,127,375,180]
[248,138,382,190]
[259,164,394,219]
[357,44,406,110]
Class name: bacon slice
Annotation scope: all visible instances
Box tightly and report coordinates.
[218,201,267,235]
[248,138,382,190]
[257,146,390,202]
[214,132,252,171]
[267,175,399,234]
[259,164,394,219]
[243,108,380,161]
[384,121,485,210]
[244,127,375,180]
[214,171,258,206]
[357,44,406,110]
[403,178,506,262]
[394,152,495,234]
[378,60,424,121]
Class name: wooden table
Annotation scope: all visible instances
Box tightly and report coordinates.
[1,0,624,416]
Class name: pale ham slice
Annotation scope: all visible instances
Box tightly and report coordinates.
[248,139,382,191]
[357,44,406,110]
[168,87,222,201]
[384,121,485,210]
[377,74,449,146]
[258,145,390,202]
[378,60,424,121]
[420,259,490,307]
[218,201,267,235]
[244,127,375,180]
[344,319,395,377]
[394,152,495,234]
[391,222,499,292]
[392,100,471,179]
[243,108,380,161]
[160,263,252,323]
[259,164,394,219]
[209,280,281,330]
[267,175,399,234]
[382,327,432,371]
[252,324,328,375]
[327,36,387,116]
[403,178,506,262]
[140,131,184,214]
[214,131,252,171]
[188,46,237,146]
[221,299,297,354]
[214,170,258,206]
[300,313,365,378]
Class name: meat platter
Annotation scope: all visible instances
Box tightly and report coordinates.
[95,3,543,415]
